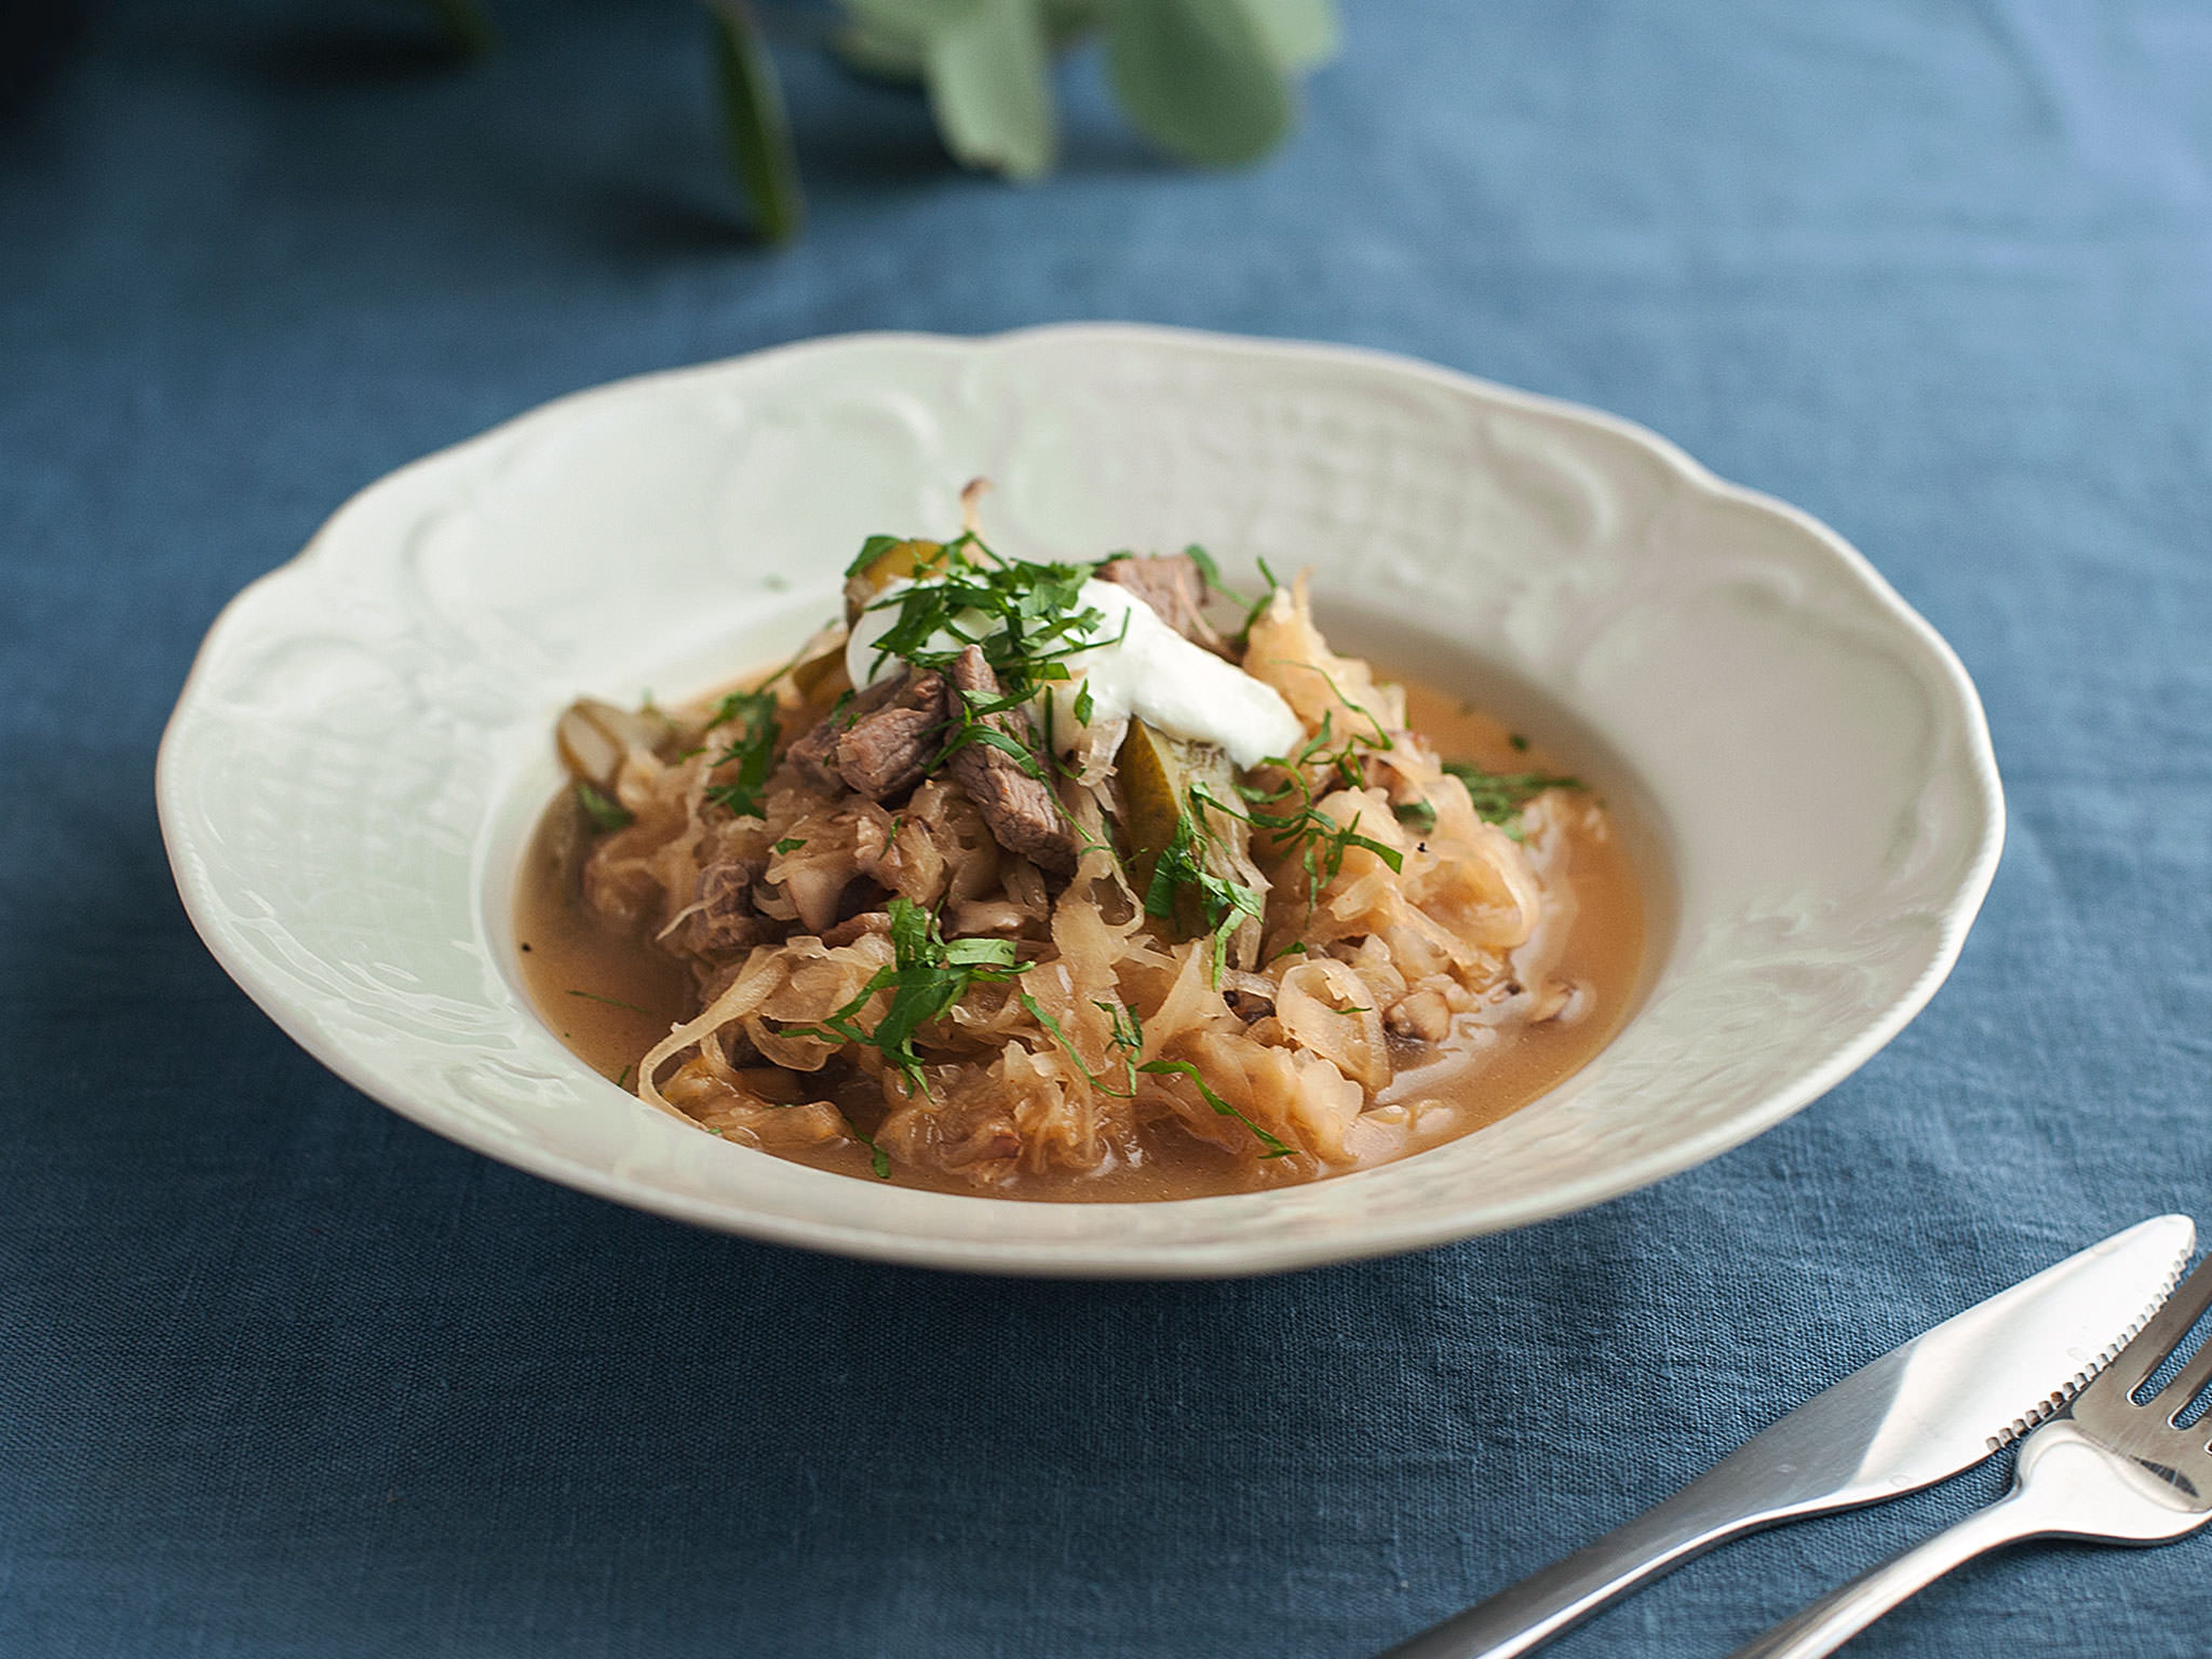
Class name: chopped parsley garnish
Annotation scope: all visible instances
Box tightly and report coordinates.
[1231,556,1285,650]
[859,533,1122,703]
[1139,801,1267,986]
[1096,997,1144,1063]
[863,1137,890,1180]
[1392,798,1438,835]
[567,988,650,1014]
[1208,716,1403,899]
[702,688,781,820]
[789,896,1026,1099]
[1092,997,1150,1104]
[851,534,1130,851]
[854,536,1108,786]
[1137,1059,1294,1159]
[1131,698,1406,984]
[1441,761,1581,839]
[1018,991,1134,1098]
[574,779,633,833]
[1166,697,1406,927]
[772,837,807,854]
[938,696,1052,779]
[1180,542,1255,611]
[1072,679,1095,726]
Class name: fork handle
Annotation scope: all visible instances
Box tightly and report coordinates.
[1724,1482,2053,1658]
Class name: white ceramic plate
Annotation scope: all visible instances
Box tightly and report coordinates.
[158,324,2002,1277]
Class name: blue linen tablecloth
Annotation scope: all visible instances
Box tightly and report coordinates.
[4,2,2209,1654]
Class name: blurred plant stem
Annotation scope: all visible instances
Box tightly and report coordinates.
[417,0,494,56]
[711,1,806,244]
[398,0,1339,244]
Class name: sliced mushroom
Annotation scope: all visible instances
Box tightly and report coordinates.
[1384,988,1452,1045]
[556,697,673,788]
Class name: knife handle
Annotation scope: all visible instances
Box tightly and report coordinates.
[1377,1472,1803,1659]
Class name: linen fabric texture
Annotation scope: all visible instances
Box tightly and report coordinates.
[2,1,2208,1653]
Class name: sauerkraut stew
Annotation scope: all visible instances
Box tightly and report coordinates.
[518,505,1643,1199]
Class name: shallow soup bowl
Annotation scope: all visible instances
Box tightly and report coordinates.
[157,324,2003,1277]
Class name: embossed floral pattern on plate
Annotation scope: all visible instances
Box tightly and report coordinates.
[157,325,2003,1277]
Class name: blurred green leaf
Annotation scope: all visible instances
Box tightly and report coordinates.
[1105,0,1291,167]
[834,0,1329,179]
[834,16,929,84]
[844,0,975,33]
[1040,0,1108,52]
[923,0,1056,180]
[419,0,495,56]
[710,0,806,244]
[1238,0,1337,71]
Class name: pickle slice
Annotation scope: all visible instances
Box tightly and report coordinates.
[844,537,950,624]
[1115,720,1266,967]
[783,622,851,703]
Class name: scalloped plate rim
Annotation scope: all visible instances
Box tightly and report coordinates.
[156,322,2006,1278]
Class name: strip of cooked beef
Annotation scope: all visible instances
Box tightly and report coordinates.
[1097,552,1228,654]
[692,858,770,955]
[785,702,850,789]
[944,646,1079,874]
[787,669,948,800]
[819,910,892,948]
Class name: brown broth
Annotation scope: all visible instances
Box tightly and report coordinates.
[514,671,1648,1202]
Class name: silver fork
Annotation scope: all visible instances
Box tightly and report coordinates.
[1730,1251,2212,1658]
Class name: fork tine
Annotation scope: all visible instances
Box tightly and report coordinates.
[2149,1339,2212,1429]
[2105,1253,2212,1400]
[2143,1282,2212,1422]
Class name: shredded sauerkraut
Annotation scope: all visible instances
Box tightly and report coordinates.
[550,517,1594,1190]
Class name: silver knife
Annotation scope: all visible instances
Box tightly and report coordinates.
[1379,1214,2195,1659]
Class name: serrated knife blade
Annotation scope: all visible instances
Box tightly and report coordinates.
[1380,1214,2196,1659]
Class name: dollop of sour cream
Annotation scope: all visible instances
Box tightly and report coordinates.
[845,577,1305,770]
